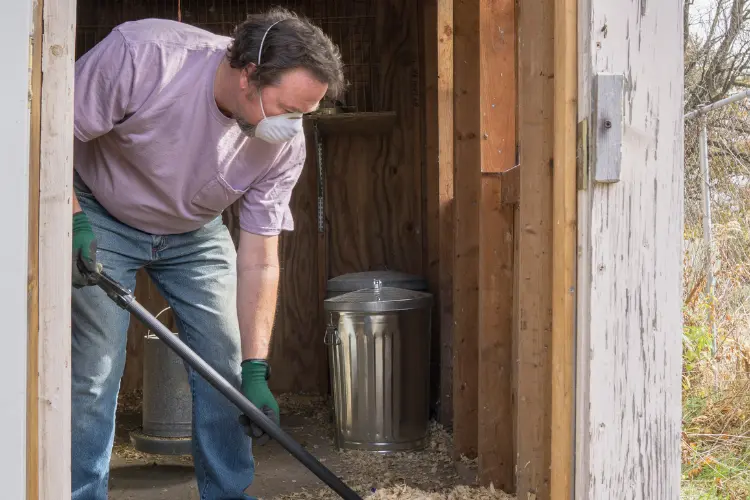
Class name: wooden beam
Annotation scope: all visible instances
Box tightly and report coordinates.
[422,0,454,424]
[550,0,577,496]
[477,0,517,491]
[27,0,44,498]
[478,175,515,491]
[38,0,76,497]
[452,0,480,457]
[574,0,684,497]
[516,0,554,495]
[500,166,519,205]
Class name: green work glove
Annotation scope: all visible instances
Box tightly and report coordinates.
[239,359,280,446]
[72,211,101,288]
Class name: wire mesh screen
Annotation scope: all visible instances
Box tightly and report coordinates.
[683,99,750,392]
[75,0,379,112]
[75,0,180,59]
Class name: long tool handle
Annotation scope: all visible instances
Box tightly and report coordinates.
[102,283,362,500]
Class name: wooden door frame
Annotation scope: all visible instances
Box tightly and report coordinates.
[28,0,77,498]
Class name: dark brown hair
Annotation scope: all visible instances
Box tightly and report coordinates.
[226,7,346,99]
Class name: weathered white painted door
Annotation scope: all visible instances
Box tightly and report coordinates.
[575,0,684,498]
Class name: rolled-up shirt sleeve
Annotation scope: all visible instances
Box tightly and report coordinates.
[239,136,307,236]
[74,29,135,142]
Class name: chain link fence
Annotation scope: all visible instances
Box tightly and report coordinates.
[684,95,750,390]
[682,94,750,495]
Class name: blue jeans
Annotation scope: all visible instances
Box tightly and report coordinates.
[71,172,254,499]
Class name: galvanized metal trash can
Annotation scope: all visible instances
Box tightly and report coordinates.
[323,279,433,453]
[130,308,193,456]
[326,270,428,299]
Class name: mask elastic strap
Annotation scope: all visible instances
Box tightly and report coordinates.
[256,19,283,119]
[258,19,283,66]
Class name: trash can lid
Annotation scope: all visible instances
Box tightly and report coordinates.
[326,270,428,293]
[324,278,433,313]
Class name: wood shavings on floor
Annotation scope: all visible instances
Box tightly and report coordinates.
[111,392,515,500]
[276,392,331,425]
[270,420,514,500]
[367,484,514,499]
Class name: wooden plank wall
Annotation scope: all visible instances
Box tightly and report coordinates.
[550,0,577,495]
[476,0,517,492]
[451,0,481,458]
[452,4,517,487]
[75,0,426,396]
[516,0,554,496]
[421,0,454,424]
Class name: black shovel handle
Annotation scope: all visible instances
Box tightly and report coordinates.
[92,271,362,500]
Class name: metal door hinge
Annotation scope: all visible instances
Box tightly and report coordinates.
[576,118,589,190]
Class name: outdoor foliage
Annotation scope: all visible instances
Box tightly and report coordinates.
[682,1,750,497]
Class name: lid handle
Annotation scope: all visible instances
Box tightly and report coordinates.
[373,278,382,301]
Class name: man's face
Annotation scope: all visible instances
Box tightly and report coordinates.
[235,66,328,134]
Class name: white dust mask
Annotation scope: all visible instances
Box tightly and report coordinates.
[254,93,303,144]
[251,19,304,144]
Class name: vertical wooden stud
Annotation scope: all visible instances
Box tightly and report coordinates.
[38,0,77,497]
[422,0,455,424]
[477,0,517,491]
[516,0,554,496]
[551,0,578,495]
[27,0,44,497]
[452,0,481,458]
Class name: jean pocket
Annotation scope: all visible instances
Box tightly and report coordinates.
[191,175,246,213]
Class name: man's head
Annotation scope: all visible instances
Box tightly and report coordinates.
[223,8,345,138]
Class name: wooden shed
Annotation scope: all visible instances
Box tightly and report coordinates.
[4,0,684,498]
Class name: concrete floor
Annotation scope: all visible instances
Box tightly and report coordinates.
[108,395,477,500]
[109,406,347,499]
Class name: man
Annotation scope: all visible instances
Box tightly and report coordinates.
[70,8,344,499]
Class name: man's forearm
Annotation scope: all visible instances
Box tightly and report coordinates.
[236,244,280,360]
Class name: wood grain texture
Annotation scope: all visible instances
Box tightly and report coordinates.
[305,112,397,135]
[38,0,77,496]
[421,0,440,420]
[476,0,517,490]
[516,0,554,495]
[551,0,577,495]
[500,166,520,205]
[451,0,480,459]
[27,0,43,497]
[436,1,455,427]
[421,0,454,424]
[575,0,684,497]
[326,0,423,279]
[267,126,326,394]
[478,176,515,491]
[478,0,515,175]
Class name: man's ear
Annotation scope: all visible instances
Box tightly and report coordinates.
[240,64,257,90]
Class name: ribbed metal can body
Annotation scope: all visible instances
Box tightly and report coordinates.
[142,333,193,438]
[325,307,432,453]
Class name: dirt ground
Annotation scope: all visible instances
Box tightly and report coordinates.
[108,393,482,500]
